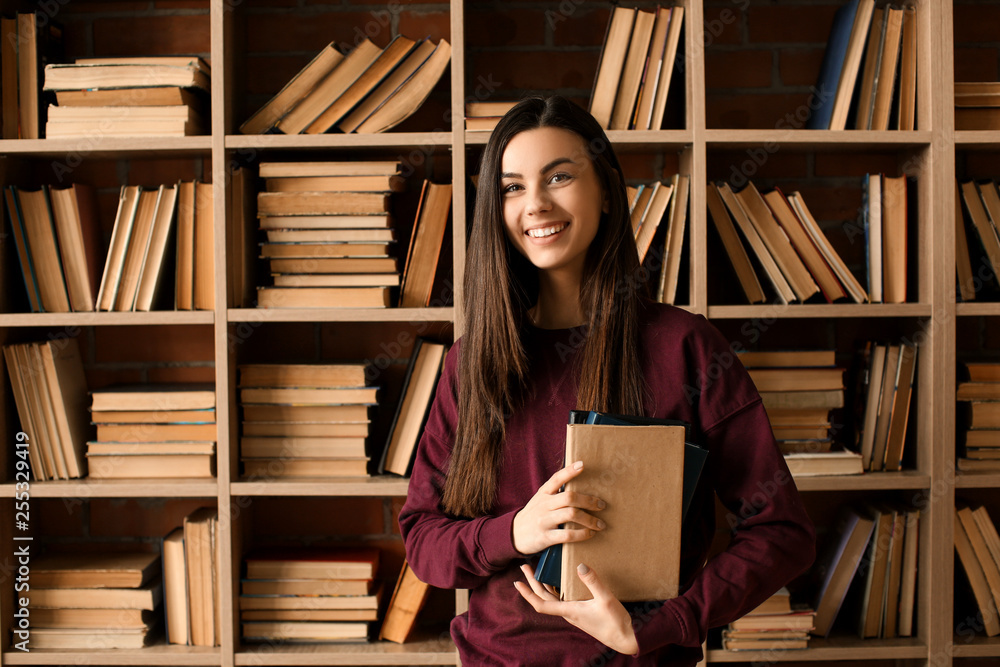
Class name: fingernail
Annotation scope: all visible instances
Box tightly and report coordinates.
[577,563,590,575]
[573,460,583,470]
[597,499,606,509]
[597,520,605,530]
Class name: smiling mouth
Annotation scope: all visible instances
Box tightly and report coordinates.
[526,223,568,238]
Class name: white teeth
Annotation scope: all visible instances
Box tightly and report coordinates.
[527,223,567,238]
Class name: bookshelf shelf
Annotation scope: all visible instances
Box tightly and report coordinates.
[706,304,933,320]
[703,129,934,149]
[226,308,455,324]
[705,636,926,662]
[233,637,457,666]
[2,643,221,666]
[224,133,455,151]
[231,476,409,497]
[955,131,1000,147]
[0,479,219,498]
[0,137,212,158]
[950,636,1000,657]
[0,311,215,327]
[956,303,1000,317]
[954,472,1000,489]
[792,471,931,492]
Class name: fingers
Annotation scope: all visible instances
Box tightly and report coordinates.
[575,562,610,602]
[553,507,606,533]
[519,563,558,601]
[538,460,586,494]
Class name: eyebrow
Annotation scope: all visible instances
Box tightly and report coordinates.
[500,157,576,180]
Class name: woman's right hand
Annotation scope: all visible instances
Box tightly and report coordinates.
[512,461,607,555]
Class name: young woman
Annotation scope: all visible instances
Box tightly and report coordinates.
[398,96,815,665]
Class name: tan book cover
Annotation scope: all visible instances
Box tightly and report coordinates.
[560,423,684,602]
[379,560,430,643]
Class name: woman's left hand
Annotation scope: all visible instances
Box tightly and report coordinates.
[514,562,639,655]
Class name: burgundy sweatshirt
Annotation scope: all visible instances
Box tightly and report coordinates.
[398,302,816,666]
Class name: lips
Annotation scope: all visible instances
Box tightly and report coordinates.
[526,222,569,239]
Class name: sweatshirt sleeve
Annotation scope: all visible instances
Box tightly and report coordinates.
[398,343,524,590]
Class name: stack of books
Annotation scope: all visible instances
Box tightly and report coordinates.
[163,507,222,646]
[1,12,63,139]
[808,0,917,131]
[853,341,918,471]
[957,363,1000,471]
[256,161,402,309]
[812,504,920,639]
[955,82,1000,130]
[42,56,210,137]
[240,34,450,135]
[953,505,1000,637]
[3,338,89,480]
[589,5,685,130]
[706,181,871,306]
[240,547,381,643]
[956,179,1000,303]
[26,551,161,649]
[722,588,814,651]
[239,363,374,478]
[87,383,216,479]
[739,350,860,476]
[4,184,101,313]
[464,101,517,132]
[627,174,690,306]
[95,181,214,312]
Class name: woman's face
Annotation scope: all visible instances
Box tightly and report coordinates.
[500,126,607,280]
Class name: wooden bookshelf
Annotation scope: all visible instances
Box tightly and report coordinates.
[0,0,994,665]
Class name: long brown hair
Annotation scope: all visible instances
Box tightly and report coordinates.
[442,96,646,518]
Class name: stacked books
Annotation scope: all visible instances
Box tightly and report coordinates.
[853,341,918,471]
[25,551,161,649]
[240,35,451,135]
[627,174,689,305]
[95,181,213,311]
[739,349,860,476]
[256,161,402,308]
[43,56,210,137]
[163,507,222,646]
[956,179,1000,303]
[589,5,685,130]
[4,184,101,313]
[1,12,63,139]
[812,504,920,638]
[464,101,517,132]
[953,505,1000,636]
[722,588,814,651]
[239,363,374,478]
[87,384,216,479]
[955,82,1000,131]
[706,182,870,305]
[808,0,917,131]
[240,547,381,643]
[957,363,1000,471]
[3,338,89,480]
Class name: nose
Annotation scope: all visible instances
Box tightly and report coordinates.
[524,185,552,216]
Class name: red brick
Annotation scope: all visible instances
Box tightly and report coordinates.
[813,152,902,178]
[398,11,452,44]
[552,5,613,48]
[236,322,319,362]
[62,27,89,60]
[470,49,599,92]
[127,158,204,187]
[246,11,387,54]
[48,159,121,189]
[36,498,90,538]
[706,91,829,129]
[154,0,209,9]
[707,151,810,183]
[954,5,1000,44]
[706,49,773,89]
[63,2,151,14]
[148,366,217,383]
[779,48,825,86]
[747,5,840,44]
[793,184,865,232]
[956,316,983,352]
[465,8,545,48]
[90,498,213,537]
[85,368,145,390]
[319,321,452,361]
[962,151,1000,178]
[246,497,385,537]
[956,48,999,83]
[94,325,214,363]
[93,15,210,57]
[242,55,319,96]
[702,5,743,47]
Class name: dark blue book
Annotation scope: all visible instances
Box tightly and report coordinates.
[533,411,707,589]
[807,0,862,130]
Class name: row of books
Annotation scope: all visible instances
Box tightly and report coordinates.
[240,34,450,135]
[813,503,920,639]
[957,179,1000,303]
[238,363,374,478]
[954,504,1000,637]
[808,0,917,131]
[0,12,62,139]
[955,81,1000,131]
[629,174,690,305]
[465,101,517,132]
[853,341,917,472]
[164,508,222,646]
[42,56,210,138]
[88,384,217,479]
[722,589,815,651]
[956,364,1000,472]
[708,175,906,306]
[589,4,684,131]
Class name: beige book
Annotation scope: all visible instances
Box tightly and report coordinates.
[28,343,67,479]
[589,7,636,129]
[706,182,765,304]
[658,174,690,304]
[258,161,400,179]
[954,507,1000,636]
[633,7,671,131]
[379,560,430,643]
[399,182,452,308]
[175,181,196,309]
[134,184,179,311]
[18,188,70,312]
[32,551,159,588]
[560,423,684,602]
[163,527,190,645]
[381,340,447,475]
[239,363,368,388]
[193,182,215,310]
[649,6,684,131]
[113,188,160,311]
[38,338,89,478]
[30,581,163,610]
[240,437,367,459]
[265,176,404,194]
[609,9,655,131]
